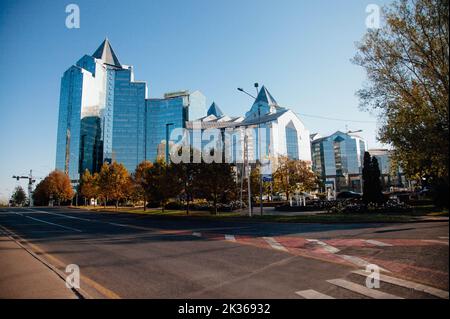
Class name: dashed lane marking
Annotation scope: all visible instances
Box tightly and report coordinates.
[296,289,335,299]
[327,279,403,299]
[23,215,82,232]
[352,270,449,299]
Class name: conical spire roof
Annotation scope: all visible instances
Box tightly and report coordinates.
[207,102,224,117]
[254,85,278,106]
[92,38,121,67]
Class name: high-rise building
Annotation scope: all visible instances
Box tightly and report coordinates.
[146,90,206,162]
[56,39,148,179]
[311,131,367,192]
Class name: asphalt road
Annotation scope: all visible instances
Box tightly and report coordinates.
[0,207,448,299]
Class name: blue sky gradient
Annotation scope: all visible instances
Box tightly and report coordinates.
[0,0,389,201]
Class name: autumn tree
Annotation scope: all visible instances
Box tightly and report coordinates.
[145,160,180,212]
[133,161,154,211]
[47,170,74,205]
[353,0,449,206]
[32,170,74,206]
[171,147,203,214]
[79,169,99,205]
[97,162,130,209]
[11,186,27,206]
[273,157,317,203]
[196,162,236,215]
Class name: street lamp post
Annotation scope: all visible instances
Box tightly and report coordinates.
[237,84,264,216]
[165,123,174,164]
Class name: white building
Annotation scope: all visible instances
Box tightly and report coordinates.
[185,86,312,174]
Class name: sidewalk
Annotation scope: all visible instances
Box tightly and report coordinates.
[0,232,78,299]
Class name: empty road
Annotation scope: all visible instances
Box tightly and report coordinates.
[0,207,448,299]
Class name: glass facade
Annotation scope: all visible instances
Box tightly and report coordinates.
[56,40,149,180]
[111,69,146,172]
[80,116,103,174]
[311,131,366,191]
[285,121,299,160]
[146,96,188,162]
[55,66,83,181]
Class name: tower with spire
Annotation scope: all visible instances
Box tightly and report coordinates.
[55,39,147,179]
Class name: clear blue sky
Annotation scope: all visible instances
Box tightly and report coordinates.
[0,0,390,201]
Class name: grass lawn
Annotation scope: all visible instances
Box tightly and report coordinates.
[70,205,448,224]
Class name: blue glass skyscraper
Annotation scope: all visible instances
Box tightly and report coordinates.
[55,39,148,178]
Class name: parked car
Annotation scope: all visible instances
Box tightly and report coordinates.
[336,191,362,200]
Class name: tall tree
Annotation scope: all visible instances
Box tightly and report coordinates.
[79,169,98,205]
[46,170,74,205]
[97,162,130,209]
[196,162,236,215]
[33,178,50,206]
[145,160,180,212]
[353,0,449,206]
[11,186,27,206]
[32,171,74,206]
[133,161,154,211]
[362,152,384,204]
[273,157,317,203]
[171,147,203,215]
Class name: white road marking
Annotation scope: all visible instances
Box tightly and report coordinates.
[263,237,288,252]
[296,289,335,299]
[422,239,449,246]
[336,254,390,272]
[27,209,94,222]
[365,239,392,247]
[225,235,236,242]
[108,222,128,227]
[352,270,449,299]
[438,236,449,240]
[192,232,202,237]
[327,278,403,299]
[307,239,340,253]
[24,215,82,232]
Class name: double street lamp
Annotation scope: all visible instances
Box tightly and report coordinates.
[237,83,264,217]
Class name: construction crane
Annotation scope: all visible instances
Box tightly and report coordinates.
[12,170,36,207]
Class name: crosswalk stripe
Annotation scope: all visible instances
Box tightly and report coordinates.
[263,237,288,252]
[296,289,335,299]
[306,239,340,253]
[352,270,449,299]
[327,278,403,299]
[365,239,392,247]
[225,235,236,242]
[422,239,449,246]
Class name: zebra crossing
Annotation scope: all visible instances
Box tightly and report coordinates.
[295,271,449,299]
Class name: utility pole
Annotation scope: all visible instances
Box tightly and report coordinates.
[255,83,263,216]
[244,133,252,217]
[12,170,36,207]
